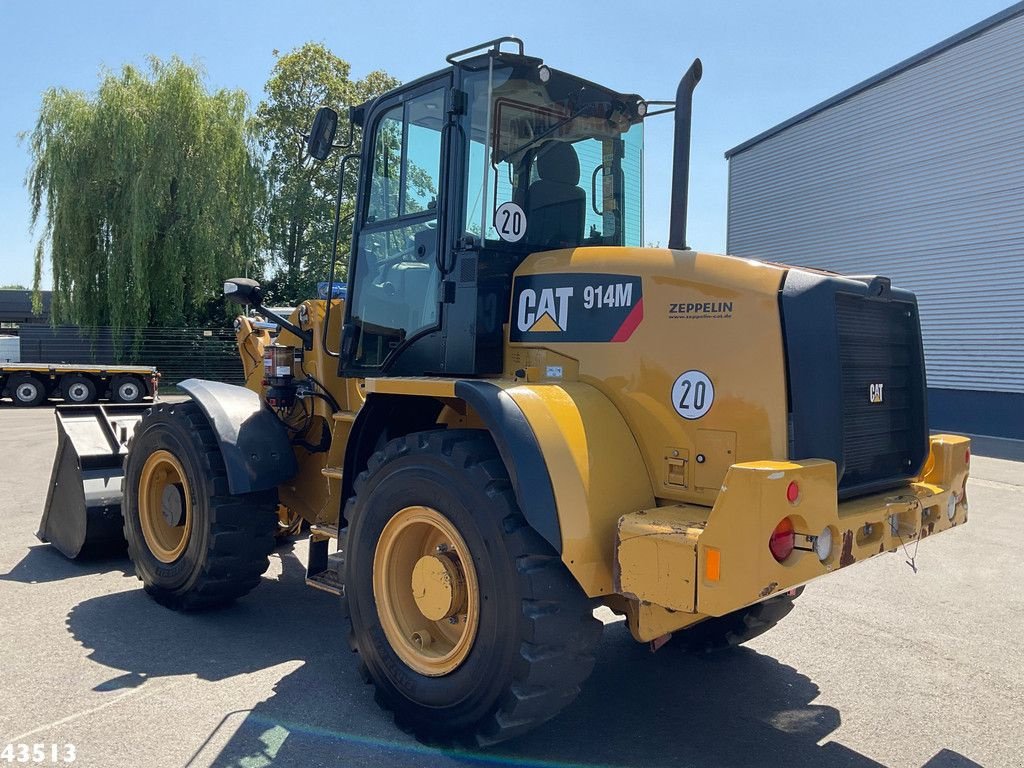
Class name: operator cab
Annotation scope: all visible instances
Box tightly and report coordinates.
[340,38,646,377]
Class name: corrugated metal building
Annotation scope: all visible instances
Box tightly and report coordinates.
[726,3,1024,440]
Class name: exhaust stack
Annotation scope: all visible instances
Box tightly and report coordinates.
[668,58,703,251]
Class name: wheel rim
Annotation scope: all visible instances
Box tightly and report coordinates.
[373,505,480,677]
[15,383,38,402]
[138,449,193,563]
[67,382,90,402]
[119,381,140,401]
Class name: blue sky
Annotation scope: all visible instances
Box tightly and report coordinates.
[0,0,1011,288]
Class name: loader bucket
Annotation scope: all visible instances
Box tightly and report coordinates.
[37,404,150,559]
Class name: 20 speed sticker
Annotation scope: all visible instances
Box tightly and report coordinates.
[494,202,526,242]
[671,370,714,420]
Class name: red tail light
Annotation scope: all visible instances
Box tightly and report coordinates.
[965,448,970,466]
[786,481,800,504]
[769,517,796,563]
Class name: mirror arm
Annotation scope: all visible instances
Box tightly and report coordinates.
[260,305,313,350]
[332,119,357,151]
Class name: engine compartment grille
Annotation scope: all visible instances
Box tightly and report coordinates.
[780,269,930,499]
[835,293,926,492]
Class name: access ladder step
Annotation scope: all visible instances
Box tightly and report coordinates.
[305,533,346,596]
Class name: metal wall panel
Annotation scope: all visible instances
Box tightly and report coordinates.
[727,12,1024,394]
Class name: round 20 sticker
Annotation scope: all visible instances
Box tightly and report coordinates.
[671,370,714,419]
[494,201,526,242]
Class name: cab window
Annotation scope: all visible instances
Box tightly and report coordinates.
[351,87,446,368]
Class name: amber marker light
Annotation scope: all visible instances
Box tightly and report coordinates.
[705,548,721,582]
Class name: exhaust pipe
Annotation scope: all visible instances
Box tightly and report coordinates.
[667,58,703,251]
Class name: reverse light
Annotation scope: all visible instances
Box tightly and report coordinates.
[947,492,957,520]
[814,527,833,562]
[786,481,800,504]
[769,517,796,563]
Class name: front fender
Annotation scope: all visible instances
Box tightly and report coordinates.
[177,378,297,494]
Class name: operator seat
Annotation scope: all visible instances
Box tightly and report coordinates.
[525,142,585,249]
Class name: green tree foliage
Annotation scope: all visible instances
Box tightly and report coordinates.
[253,43,398,302]
[26,58,263,330]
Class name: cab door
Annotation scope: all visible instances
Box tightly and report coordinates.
[342,78,450,374]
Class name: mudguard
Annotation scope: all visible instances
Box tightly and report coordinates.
[346,378,655,597]
[488,381,655,598]
[177,378,297,494]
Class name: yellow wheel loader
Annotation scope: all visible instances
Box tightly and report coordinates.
[39,38,971,745]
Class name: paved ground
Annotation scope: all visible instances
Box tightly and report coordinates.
[1,403,1021,768]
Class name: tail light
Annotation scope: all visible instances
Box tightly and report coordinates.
[769,517,796,563]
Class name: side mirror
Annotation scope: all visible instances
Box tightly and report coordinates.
[307,107,339,161]
[223,278,263,307]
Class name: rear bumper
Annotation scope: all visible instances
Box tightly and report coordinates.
[615,434,970,639]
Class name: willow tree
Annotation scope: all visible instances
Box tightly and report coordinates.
[253,44,398,302]
[26,58,264,330]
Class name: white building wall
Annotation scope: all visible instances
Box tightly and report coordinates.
[727,10,1024,395]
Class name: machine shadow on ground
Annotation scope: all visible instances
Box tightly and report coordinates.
[60,544,974,768]
[1,543,133,584]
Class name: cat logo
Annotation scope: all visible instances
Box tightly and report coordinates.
[869,383,884,403]
[517,287,573,333]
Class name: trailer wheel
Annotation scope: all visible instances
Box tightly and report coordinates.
[344,429,602,746]
[111,374,146,403]
[10,374,46,407]
[61,374,98,404]
[122,401,278,611]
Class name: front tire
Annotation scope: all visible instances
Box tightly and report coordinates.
[122,401,278,611]
[344,429,602,746]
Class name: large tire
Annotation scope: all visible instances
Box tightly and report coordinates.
[671,588,803,653]
[61,374,98,404]
[9,374,46,407]
[122,400,278,611]
[344,429,602,746]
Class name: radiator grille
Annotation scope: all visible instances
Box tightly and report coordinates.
[835,293,926,491]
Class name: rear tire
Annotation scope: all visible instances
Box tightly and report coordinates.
[344,429,602,746]
[111,374,146,403]
[122,400,278,611]
[10,374,46,407]
[671,589,803,653]
[61,374,98,404]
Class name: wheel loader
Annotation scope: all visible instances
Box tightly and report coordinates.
[38,38,971,746]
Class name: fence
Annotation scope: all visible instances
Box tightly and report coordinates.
[17,325,245,388]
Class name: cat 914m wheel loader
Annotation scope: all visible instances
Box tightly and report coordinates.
[39,38,971,745]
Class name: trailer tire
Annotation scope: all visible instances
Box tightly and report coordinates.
[344,428,602,746]
[10,374,46,407]
[61,374,98,404]
[111,374,146,403]
[122,400,278,611]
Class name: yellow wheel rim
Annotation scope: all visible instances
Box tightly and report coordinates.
[138,449,193,564]
[373,506,480,677]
